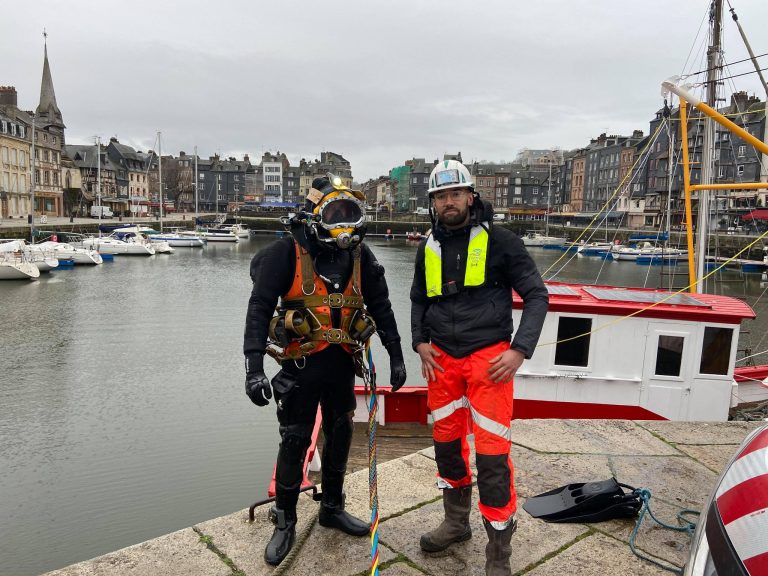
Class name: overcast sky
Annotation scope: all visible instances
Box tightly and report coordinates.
[3,0,768,180]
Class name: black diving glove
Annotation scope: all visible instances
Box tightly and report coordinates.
[245,353,272,407]
[385,341,407,392]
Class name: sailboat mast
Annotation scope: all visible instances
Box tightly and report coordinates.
[695,0,723,288]
[194,145,198,223]
[158,131,163,233]
[546,161,551,237]
[97,136,102,235]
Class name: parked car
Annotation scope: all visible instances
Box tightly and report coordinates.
[493,213,506,221]
[90,206,114,219]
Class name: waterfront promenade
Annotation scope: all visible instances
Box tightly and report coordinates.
[43,419,763,576]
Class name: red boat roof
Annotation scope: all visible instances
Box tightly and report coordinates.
[511,282,756,324]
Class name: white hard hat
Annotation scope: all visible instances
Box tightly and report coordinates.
[428,160,474,195]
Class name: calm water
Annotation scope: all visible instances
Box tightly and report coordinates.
[1,235,766,575]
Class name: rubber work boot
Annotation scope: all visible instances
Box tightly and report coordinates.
[264,506,297,566]
[420,485,473,552]
[318,494,370,536]
[482,515,517,576]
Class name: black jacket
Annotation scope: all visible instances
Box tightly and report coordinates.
[410,221,549,359]
[243,228,401,364]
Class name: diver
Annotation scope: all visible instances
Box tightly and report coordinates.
[243,174,407,566]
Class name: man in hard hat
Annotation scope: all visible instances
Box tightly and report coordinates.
[410,160,548,575]
[244,174,407,566]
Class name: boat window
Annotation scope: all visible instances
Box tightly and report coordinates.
[655,335,684,377]
[699,327,733,375]
[554,317,591,367]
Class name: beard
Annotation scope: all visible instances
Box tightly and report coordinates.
[438,205,470,227]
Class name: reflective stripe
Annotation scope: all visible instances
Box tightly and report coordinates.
[423,225,489,298]
[469,404,512,442]
[723,506,768,563]
[465,226,488,287]
[488,515,516,531]
[431,396,469,422]
[424,235,443,297]
[716,446,768,497]
[436,476,453,489]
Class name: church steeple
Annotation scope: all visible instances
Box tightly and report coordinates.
[36,30,64,128]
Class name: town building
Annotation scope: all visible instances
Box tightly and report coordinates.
[0,87,31,220]
[63,143,119,215]
[32,40,66,217]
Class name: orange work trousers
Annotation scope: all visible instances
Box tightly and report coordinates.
[427,341,516,524]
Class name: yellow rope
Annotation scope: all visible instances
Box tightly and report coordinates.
[537,230,768,348]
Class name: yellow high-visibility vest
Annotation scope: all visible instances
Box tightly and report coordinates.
[424,226,489,297]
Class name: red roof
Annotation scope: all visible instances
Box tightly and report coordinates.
[511,282,756,324]
[742,209,768,221]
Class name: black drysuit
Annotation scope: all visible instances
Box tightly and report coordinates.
[244,227,401,511]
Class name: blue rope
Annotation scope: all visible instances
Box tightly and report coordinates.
[628,488,699,575]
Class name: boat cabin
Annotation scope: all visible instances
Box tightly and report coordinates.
[512,282,756,421]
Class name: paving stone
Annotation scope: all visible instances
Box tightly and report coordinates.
[525,532,671,575]
[380,499,587,576]
[676,443,739,473]
[512,420,679,455]
[287,527,396,576]
[637,420,763,445]
[341,453,441,521]
[194,494,318,576]
[610,455,717,509]
[589,498,694,567]
[380,562,426,575]
[42,528,229,576]
[513,448,614,499]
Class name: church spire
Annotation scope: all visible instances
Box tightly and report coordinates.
[36,30,63,127]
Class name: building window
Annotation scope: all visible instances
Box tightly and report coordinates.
[554,316,592,367]
[655,335,684,377]
[532,187,539,195]
[738,145,746,157]
[737,165,744,176]
[44,170,50,184]
[53,172,59,186]
[699,327,733,375]
[43,133,48,142]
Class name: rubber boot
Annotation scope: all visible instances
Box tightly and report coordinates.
[482,516,517,576]
[420,485,473,552]
[318,493,370,536]
[264,506,297,566]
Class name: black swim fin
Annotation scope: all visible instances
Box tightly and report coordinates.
[522,478,641,523]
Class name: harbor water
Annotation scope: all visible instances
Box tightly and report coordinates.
[1,235,767,576]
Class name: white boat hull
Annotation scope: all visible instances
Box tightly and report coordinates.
[152,235,205,248]
[82,238,156,255]
[0,259,40,280]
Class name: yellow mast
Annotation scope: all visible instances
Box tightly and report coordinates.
[663,81,768,293]
[678,99,697,292]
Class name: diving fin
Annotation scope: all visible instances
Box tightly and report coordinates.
[522,477,641,523]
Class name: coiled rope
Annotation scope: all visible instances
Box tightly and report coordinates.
[364,342,380,576]
[629,488,699,574]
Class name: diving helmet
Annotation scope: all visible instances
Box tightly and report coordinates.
[305,173,367,249]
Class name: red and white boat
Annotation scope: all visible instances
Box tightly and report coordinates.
[352,281,767,424]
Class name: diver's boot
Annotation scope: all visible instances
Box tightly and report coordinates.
[419,485,473,552]
[264,506,297,566]
[317,410,369,536]
[483,515,517,576]
[318,494,370,536]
